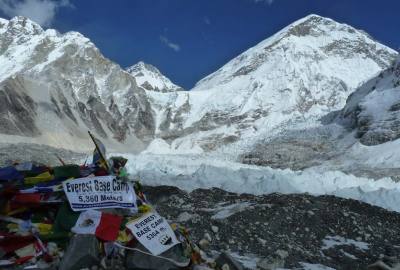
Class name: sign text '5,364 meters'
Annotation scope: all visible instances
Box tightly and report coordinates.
[126,212,180,255]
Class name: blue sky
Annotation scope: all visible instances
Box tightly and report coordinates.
[0,0,399,89]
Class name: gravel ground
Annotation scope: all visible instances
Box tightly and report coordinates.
[144,186,400,270]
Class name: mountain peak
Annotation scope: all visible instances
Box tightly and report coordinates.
[283,14,356,38]
[303,13,332,21]
[0,17,8,24]
[193,14,397,91]
[293,14,328,24]
[7,16,43,35]
[126,61,184,92]
[127,61,163,76]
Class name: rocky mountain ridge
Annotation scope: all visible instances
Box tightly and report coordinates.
[0,16,154,152]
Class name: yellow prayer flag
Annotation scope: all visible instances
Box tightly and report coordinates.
[24,171,53,185]
[34,223,53,235]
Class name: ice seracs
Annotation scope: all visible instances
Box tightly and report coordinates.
[121,152,400,213]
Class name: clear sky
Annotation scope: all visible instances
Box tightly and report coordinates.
[0,0,399,89]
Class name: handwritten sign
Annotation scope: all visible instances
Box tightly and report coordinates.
[126,212,180,255]
[63,176,137,211]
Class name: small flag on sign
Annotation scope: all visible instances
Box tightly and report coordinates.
[71,210,122,241]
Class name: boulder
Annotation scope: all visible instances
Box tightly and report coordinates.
[125,242,190,270]
[59,234,100,270]
[215,252,244,270]
[256,250,288,270]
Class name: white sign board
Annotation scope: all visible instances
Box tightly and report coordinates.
[126,212,180,255]
[63,176,137,211]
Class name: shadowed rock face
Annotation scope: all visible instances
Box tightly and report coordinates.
[0,77,39,136]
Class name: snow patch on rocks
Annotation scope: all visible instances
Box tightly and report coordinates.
[321,235,369,251]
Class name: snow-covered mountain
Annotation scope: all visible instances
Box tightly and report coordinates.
[146,14,397,155]
[339,56,400,145]
[0,14,398,156]
[0,16,153,152]
[239,57,400,177]
[126,61,184,92]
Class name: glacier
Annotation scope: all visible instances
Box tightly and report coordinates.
[118,152,400,213]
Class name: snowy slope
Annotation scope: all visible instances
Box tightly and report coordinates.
[193,14,394,93]
[240,55,400,178]
[126,61,184,92]
[147,15,397,156]
[339,56,400,145]
[0,16,153,152]
[288,56,400,177]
